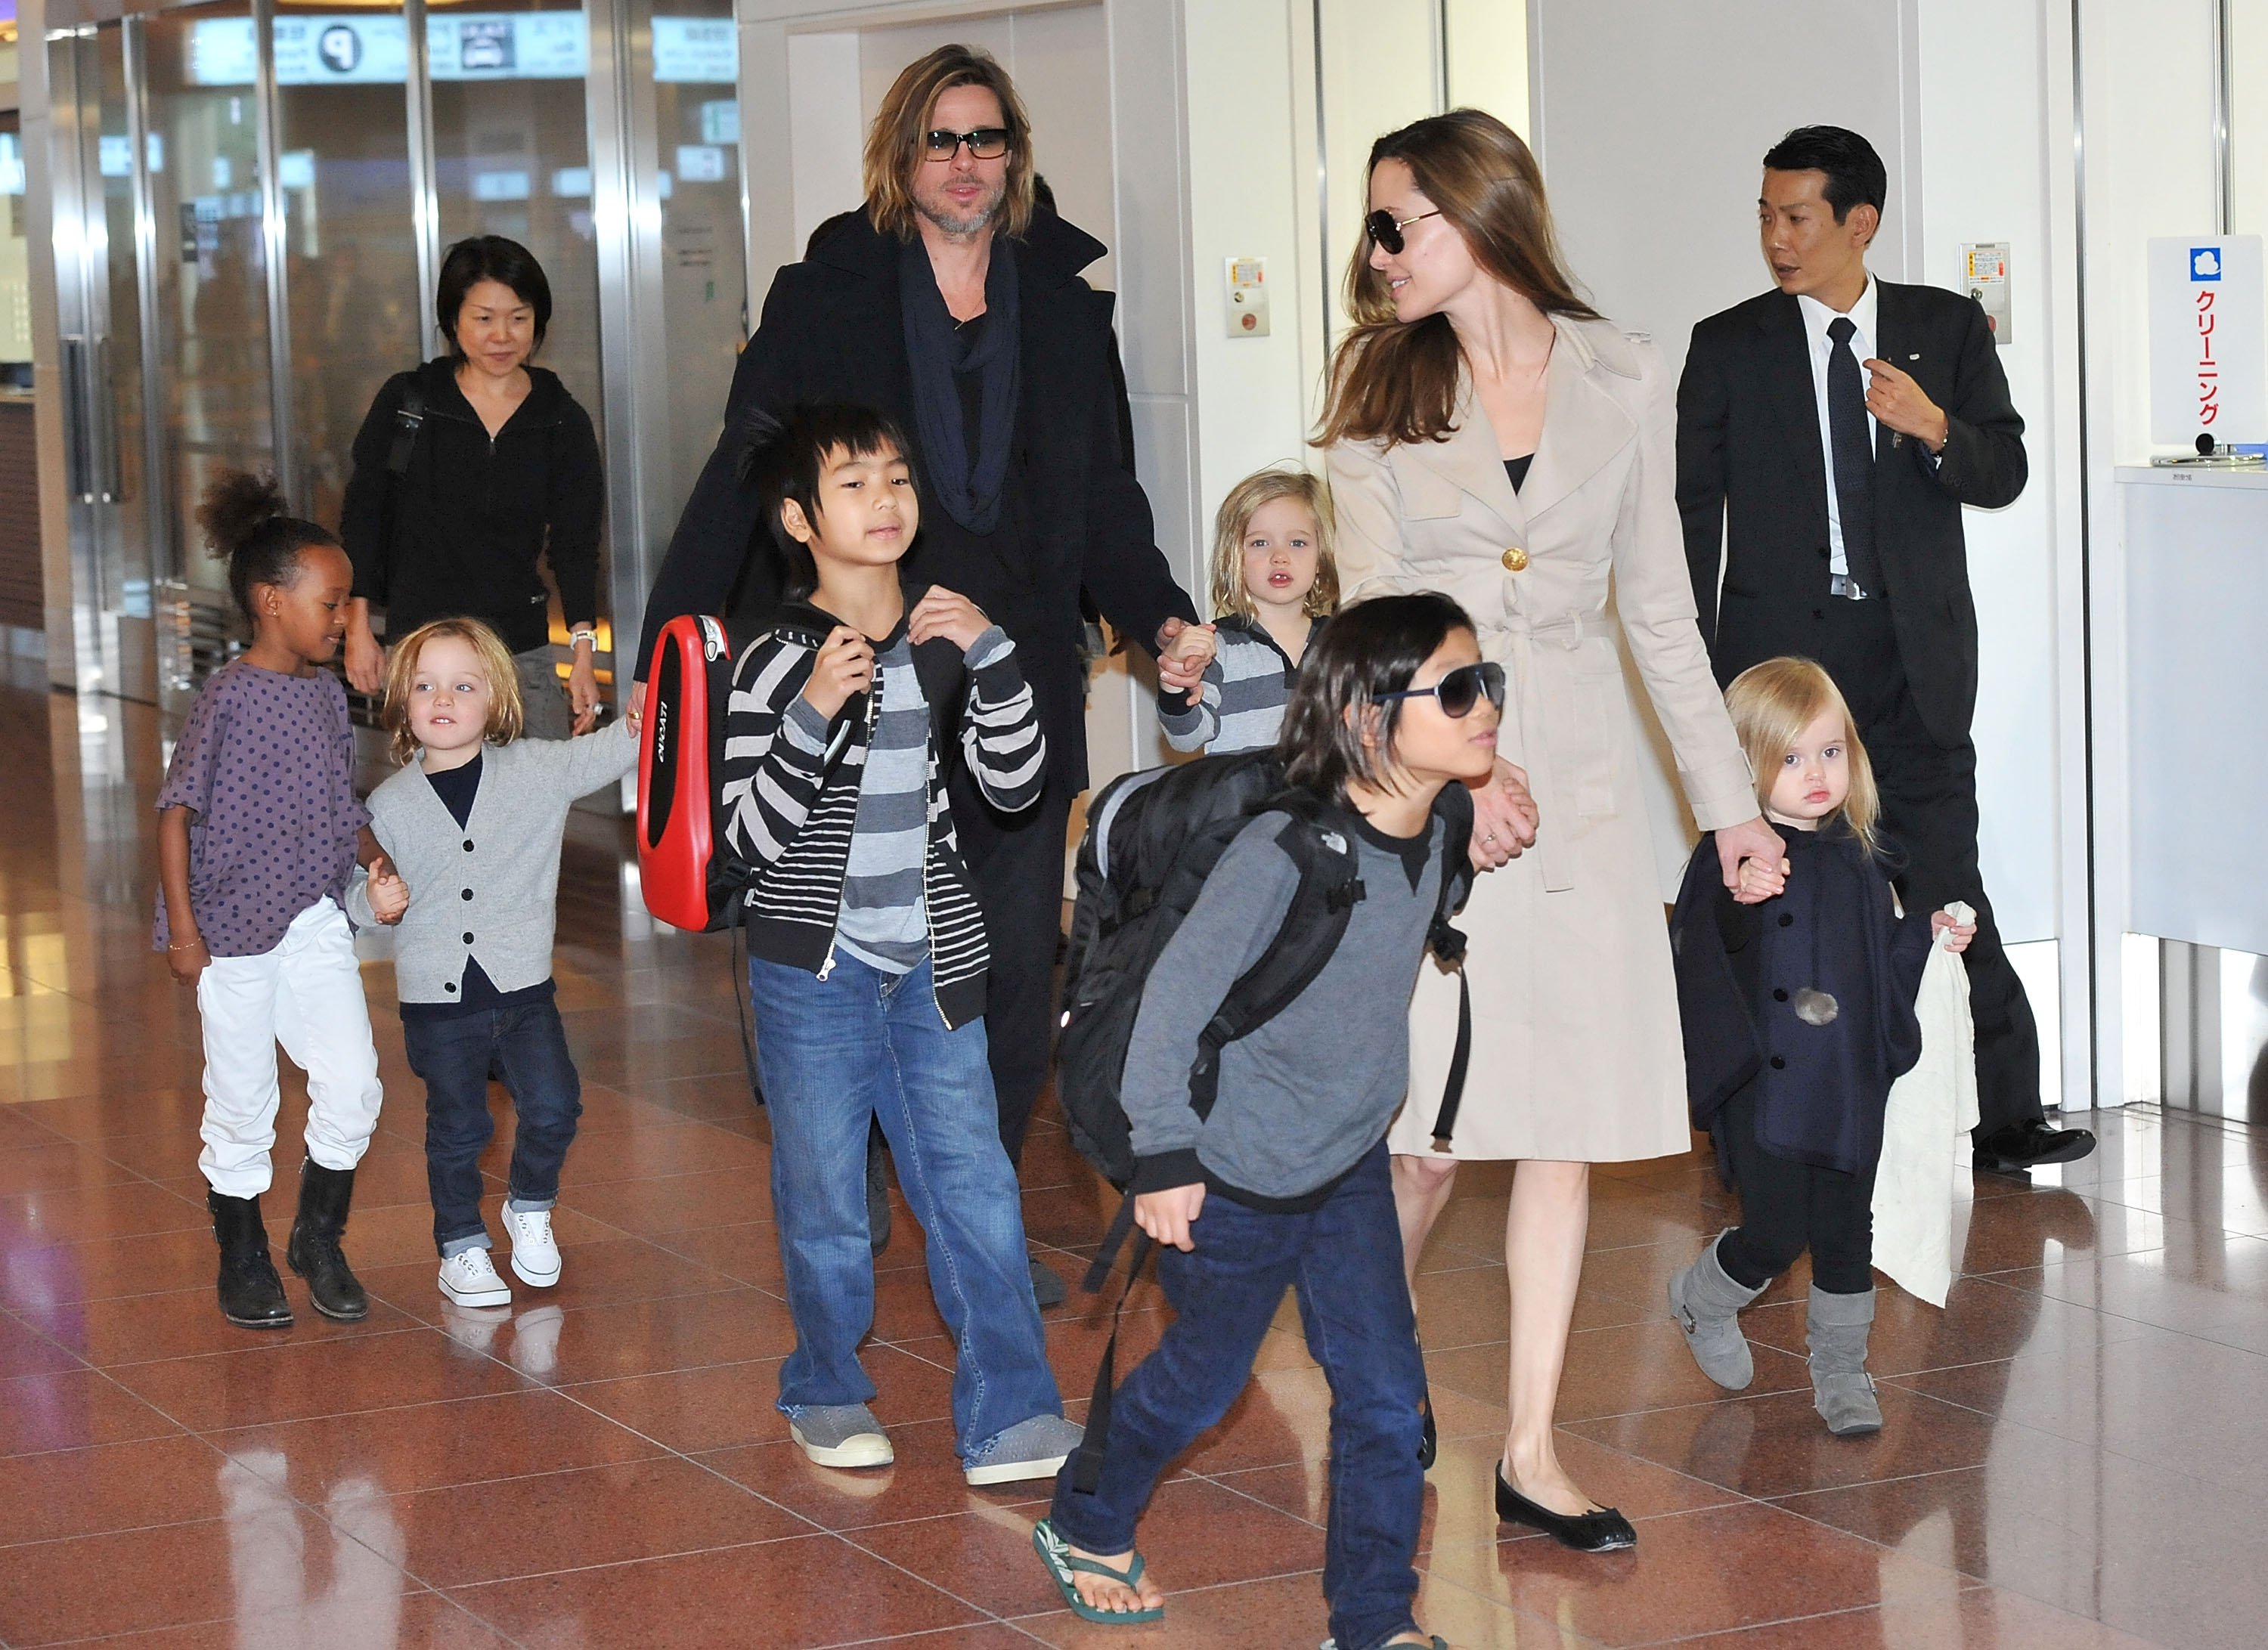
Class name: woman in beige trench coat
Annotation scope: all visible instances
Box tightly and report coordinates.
[1320,110,1784,1549]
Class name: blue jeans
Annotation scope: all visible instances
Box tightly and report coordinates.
[401,997,583,1257]
[747,950,1062,1460]
[1049,1143,1425,1650]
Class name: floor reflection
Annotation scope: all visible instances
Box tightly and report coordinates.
[0,681,2264,1646]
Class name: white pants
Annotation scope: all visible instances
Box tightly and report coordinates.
[196,897,384,1198]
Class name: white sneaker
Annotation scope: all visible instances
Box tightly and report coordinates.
[509,1305,565,1379]
[438,1247,513,1308]
[503,1206,562,1288]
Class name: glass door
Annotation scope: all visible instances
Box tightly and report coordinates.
[48,23,160,703]
[139,2,278,701]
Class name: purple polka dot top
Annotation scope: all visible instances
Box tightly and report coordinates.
[152,661,370,958]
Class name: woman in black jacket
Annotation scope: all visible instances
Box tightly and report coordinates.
[340,237,605,737]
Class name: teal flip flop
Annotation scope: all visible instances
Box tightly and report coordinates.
[1033,1518,1165,1625]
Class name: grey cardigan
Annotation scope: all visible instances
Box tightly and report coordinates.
[349,718,637,1003]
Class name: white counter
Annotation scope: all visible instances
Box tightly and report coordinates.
[2115,465,2268,956]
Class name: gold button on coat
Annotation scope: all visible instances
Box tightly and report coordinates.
[1500,546,1529,572]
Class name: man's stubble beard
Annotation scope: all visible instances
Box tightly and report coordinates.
[912,178,1007,241]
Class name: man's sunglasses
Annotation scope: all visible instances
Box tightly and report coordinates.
[1377,661,1505,720]
[923,127,1012,161]
[1366,206,1442,255]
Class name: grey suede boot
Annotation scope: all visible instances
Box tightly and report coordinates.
[1807,1285,1882,1435]
[1666,1232,1767,1389]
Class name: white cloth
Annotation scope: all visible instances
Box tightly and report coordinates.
[1796,279,1879,581]
[196,896,384,1197]
[1869,900,1979,1308]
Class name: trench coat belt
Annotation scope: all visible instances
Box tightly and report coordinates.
[1495,609,1613,896]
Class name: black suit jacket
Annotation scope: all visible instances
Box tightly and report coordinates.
[1675,280,2025,746]
[634,207,1198,789]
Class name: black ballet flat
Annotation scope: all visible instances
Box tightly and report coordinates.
[1418,1389,1437,1470]
[1495,1467,1636,1552]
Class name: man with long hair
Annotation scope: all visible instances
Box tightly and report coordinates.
[634,46,1214,1305]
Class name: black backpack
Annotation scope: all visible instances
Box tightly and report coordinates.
[1055,750,1478,1493]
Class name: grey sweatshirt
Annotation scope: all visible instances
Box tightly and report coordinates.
[1125,805,1444,1208]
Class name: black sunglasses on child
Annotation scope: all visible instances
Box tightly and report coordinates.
[1376,661,1504,719]
[923,127,1012,160]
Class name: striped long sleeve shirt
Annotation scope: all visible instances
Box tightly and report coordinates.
[1158,614,1326,755]
[718,599,1046,1029]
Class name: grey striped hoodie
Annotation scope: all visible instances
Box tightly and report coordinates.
[718,592,1045,1029]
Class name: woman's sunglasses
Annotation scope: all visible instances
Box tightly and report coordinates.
[1366,206,1441,255]
[923,127,1012,161]
[1377,661,1505,720]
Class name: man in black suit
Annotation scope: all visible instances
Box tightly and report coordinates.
[1677,125,2093,1174]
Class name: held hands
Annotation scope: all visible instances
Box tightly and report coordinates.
[1155,618,1218,696]
[1861,358,1950,453]
[1134,1183,1207,1252]
[1931,909,1978,953]
[1717,816,1789,904]
[366,856,410,925]
[908,587,993,653]
[801,626,876,720]
[1469,758,1540,871]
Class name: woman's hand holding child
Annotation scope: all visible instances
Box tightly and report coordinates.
[1930,909,1977,953]
[1134,1184,1207,1252]
[1735,852,1792,904]
[907,587,994,653]
[801,626,877,720]
[1469,758,1540,870]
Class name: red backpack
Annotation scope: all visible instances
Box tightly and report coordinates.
[635,614,747,932]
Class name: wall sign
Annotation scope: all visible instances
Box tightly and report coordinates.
[2149,236,2265,445]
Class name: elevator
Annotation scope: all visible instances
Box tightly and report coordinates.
[39,0,748,717]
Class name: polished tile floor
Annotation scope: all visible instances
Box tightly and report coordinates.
[2,682,2265,1647]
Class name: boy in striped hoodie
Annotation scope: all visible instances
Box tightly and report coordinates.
[720,403,1076,1487]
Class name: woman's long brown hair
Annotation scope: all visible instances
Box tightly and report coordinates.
[1317,110,1598,450]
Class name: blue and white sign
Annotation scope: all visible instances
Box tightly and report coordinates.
[2150,236,2265,444]
[675,144,727,183]
[652,17,736,83]
[430,14,588,80]
[273,17,411,85]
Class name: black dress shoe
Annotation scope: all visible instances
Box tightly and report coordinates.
[1418,1390,1436,1470]
[1974,1119,2097,1175]
[1495,1468,1635,1552]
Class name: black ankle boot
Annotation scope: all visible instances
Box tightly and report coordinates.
[286,1160,368,1321]
[209,1190,293,1330]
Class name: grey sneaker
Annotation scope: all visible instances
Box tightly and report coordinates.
[785,1403,894,1469]
[964,1412,1083,1486]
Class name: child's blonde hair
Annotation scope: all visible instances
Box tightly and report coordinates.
[382,618,525,764]
[1207,468,1339,624]
[1724,657,1882,856]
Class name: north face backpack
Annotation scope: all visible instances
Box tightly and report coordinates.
[1056,749,1477,1186]
[1055,750,1476,1493]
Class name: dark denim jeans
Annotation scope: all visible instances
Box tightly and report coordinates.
[401,997,583,1257]
[746,951,1061,1461]
[1049,1143,1425,1650]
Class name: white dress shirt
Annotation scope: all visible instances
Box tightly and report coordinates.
[1796,279,1878,582]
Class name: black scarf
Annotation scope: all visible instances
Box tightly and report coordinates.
[899,234,1021,534]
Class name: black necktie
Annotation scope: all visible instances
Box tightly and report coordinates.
[1826,316,1884,596]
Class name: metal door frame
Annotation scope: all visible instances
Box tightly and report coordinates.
[41,0,742,708]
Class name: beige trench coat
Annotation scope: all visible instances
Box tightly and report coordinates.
[1328,315,1757,1162]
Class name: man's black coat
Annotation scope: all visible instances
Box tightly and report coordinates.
[634,207,1198,789]
[1675,282,2025,748]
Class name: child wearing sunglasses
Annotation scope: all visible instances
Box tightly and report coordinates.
[1033,593,1500,1650]
[1160,467,1340,755]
